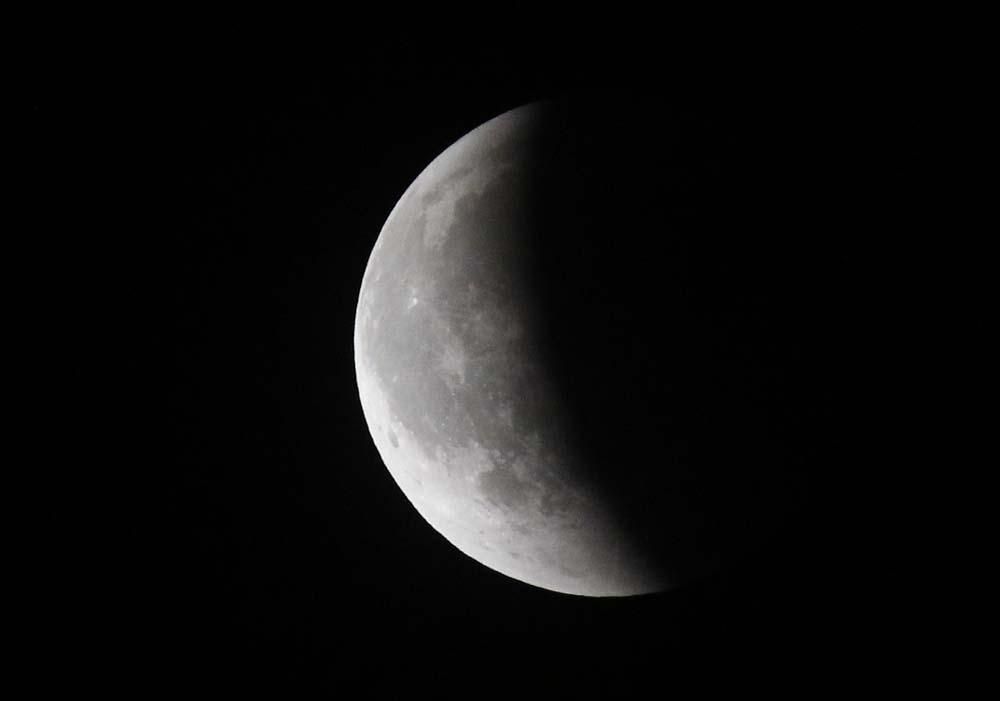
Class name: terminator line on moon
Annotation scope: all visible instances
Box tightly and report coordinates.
[354,103,667,596]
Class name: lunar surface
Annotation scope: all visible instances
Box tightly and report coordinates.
[354,104,668,596]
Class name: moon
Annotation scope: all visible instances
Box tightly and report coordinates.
[354,96,811,596]
[354,104,669,596]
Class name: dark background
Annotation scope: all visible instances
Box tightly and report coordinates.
[144,40,881,694]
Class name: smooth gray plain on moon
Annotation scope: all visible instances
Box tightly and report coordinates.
[355,104,668,596]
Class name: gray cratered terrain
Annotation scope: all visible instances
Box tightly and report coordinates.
[354,104,668,596]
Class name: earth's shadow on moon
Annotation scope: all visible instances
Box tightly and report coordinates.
[520,92,832,588]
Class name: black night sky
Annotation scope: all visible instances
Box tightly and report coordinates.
[148,39,877,694]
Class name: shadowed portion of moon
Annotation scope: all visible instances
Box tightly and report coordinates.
[356,97,819,596]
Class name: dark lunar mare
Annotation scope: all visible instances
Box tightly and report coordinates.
[519,93,839,585]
